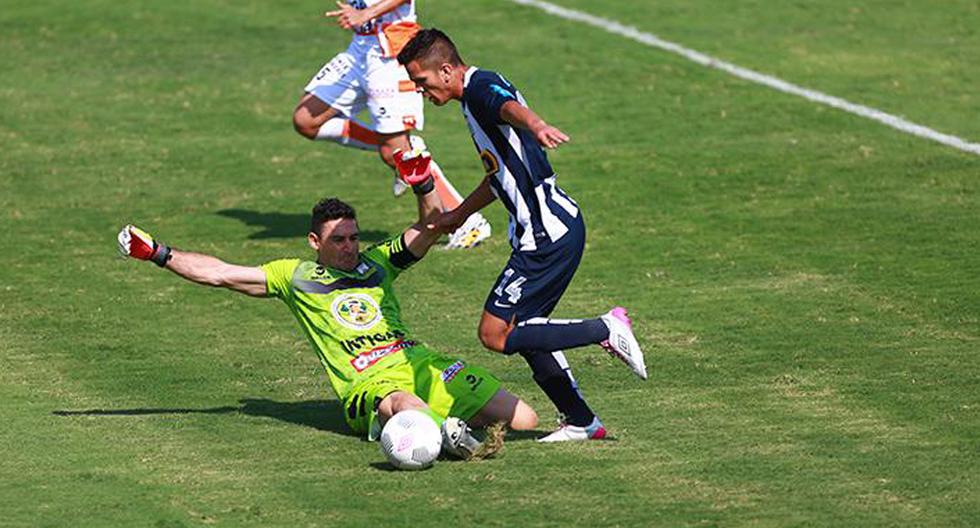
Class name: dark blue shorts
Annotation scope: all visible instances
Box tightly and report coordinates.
[484,216,586,323]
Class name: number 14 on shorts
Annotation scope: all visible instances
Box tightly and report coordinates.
[493,268,526,305]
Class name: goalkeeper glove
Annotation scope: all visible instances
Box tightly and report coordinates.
[117,224,172,267]
[393,148,435,194]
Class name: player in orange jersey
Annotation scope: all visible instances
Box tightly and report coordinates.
[292,1,489,249]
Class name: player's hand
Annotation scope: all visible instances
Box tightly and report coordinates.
[427,209,466,234]
[117,224,172,266]
[392,148,433,186]
[531,123,570,149]
[324,1,370,31]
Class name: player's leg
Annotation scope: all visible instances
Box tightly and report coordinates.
[496,307,646,380]
[481,220,647,379]
[481,308,600,430]
[478,232,606,356]
[373,373,534,433]
[347,368,467,454]
[349,352,508,459]
[501,308,647,380]
[479,311,617,356]
[295,50,371,146]
[373,388,508,460]
[296,51,428,199]
[294,93,383,151]
[478,223,644,440]
[417,351,531,458]
[349,384,489,461]
[466,388,538,430]
[479,249,603,433]
[435,387,537,460]
[376,130,412,169]
[363,53,423,196]
[376,389,429,423]
[343,363,443,440]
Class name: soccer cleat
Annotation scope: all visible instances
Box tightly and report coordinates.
[537,416,607,443]
[600,307,648,380]
[446,212,492,249]
[441,417,502,460]
[392,174,410,197]
[441,417,480,459]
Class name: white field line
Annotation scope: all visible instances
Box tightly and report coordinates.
[508,0,980,156]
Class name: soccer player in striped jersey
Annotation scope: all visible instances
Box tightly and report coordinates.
[398,29,648,442]
[292,0,489,249]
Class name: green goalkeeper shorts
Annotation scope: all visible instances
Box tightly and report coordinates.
[342,345,502,438]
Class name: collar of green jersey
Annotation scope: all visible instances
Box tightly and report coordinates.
[316,259,377,279]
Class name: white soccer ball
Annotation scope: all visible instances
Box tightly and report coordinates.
[379,409,443,470]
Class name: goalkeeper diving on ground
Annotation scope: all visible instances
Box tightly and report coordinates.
[117,149,534,459]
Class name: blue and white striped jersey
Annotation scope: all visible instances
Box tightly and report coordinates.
[461,67,580,252]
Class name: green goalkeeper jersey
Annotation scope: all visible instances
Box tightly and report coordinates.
[261,235,421,400]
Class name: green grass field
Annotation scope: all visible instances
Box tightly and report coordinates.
[2,0,978,525]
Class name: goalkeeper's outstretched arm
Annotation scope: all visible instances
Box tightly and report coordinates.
[118,225,267,297]
[165,249,267,297]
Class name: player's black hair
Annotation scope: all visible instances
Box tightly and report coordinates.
[310,197,356,233]
[397,28,463,68]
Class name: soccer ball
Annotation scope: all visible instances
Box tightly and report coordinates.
[379,409,443,470]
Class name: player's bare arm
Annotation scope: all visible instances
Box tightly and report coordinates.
[117,225,268,297]
[164,251,268,297]
[500,100,570,149]
[430,176,496,234]
[324,0,406,31]
[401,179,443,258]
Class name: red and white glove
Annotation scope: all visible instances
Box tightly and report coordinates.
[117,224,172,267]
[393,148,435,194]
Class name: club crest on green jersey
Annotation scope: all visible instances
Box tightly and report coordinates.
[331,293,382,330]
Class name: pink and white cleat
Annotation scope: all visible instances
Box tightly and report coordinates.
[538,416,607,443]
[600,307,648,380]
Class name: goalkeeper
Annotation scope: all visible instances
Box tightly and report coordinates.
[117,150,538,458]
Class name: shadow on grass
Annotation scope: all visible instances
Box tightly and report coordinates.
[217,208,389,242]
[369,461,401,472]
[53,398,358,438]
[365,460,470,472]
[503,429,620,442]
[53,401,611,450]
[368,456,501,472]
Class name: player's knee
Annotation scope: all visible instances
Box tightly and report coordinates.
[510,400,538,430]
[377,144,396,168]
[379,390,424,418]
[479,312,517,354]
[478,325,508,353]
[292,112,319,140]
[378,134,410,167]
